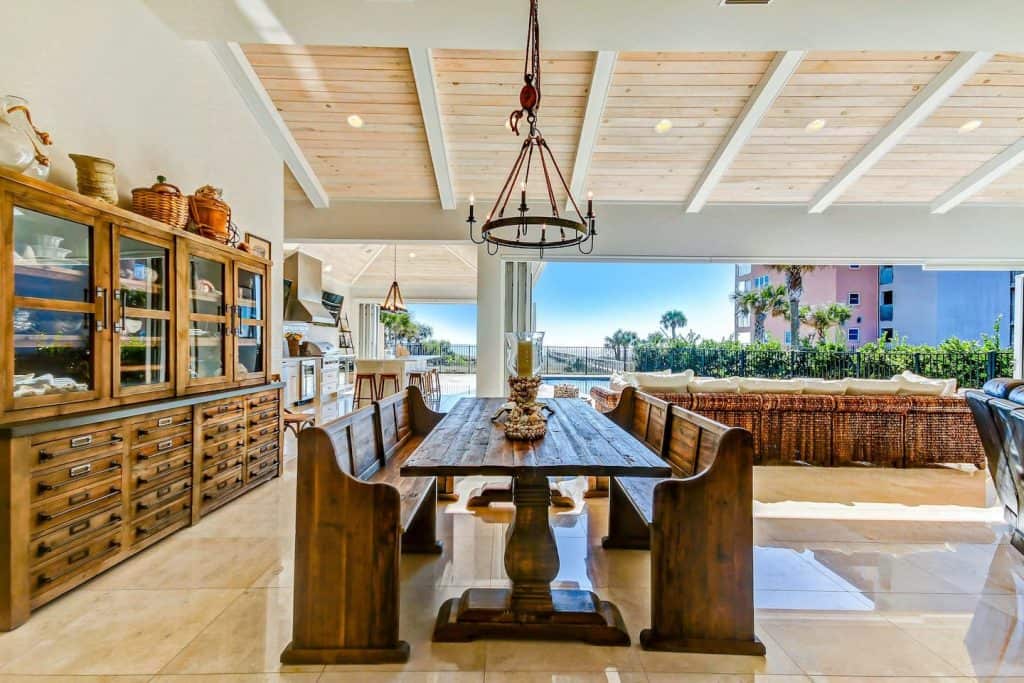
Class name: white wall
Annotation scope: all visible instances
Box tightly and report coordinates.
[1,0,284,369]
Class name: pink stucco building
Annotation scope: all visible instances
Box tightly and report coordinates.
[734,265,880,348]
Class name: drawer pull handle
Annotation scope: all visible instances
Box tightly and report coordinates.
[155,462,172,474]
[38,434,123,463]
[155,508,172,521]
[37,487,121,523]
[156,485,172,498]
[67,547,90,564]
[157,417,174,427]
[37,461,121,493]
[157,440,174,451]
[136,502,149,512]
[37,541,121,586]
[69,519,91,536]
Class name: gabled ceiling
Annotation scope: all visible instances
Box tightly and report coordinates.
[239,45,1024,213]
[289,242,478,301]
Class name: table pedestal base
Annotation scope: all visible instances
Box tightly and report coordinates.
[466,482,574,508]
[433,588,630,646]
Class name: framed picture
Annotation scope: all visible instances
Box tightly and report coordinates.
[245,232,271,259]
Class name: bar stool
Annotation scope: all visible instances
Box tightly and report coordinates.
[353,373,377,407]
[283,409,315,436]
[407,370,427,394]
[376,372,401,399]
[428,368,442,401]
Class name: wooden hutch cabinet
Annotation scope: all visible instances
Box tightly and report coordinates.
[0,169,282,631]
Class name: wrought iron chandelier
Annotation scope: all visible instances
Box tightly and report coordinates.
[380,243,407,313]
[467,0,596,257]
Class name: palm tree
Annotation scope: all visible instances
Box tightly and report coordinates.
[731,285,787,343]
[826,302,853,342]
[768,265,816,347]
[645,331,667,346]
[659,310,688,340]
[604,329,639,362]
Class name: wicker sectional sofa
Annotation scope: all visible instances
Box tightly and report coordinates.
[590,385,986,468]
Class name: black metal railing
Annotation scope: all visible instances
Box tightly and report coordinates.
[402,342,1012,389]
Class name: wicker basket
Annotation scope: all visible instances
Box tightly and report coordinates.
[69,154,117,204]
[131,176,188,229]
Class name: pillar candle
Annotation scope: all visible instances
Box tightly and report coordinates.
[516,339,534,376]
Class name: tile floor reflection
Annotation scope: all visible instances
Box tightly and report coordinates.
[0,447,1021,681]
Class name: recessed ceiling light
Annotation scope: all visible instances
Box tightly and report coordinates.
[409,252,417,259]
[805,119,827,132]
[323,264,333,273]
[347,114,364,128]
[654,119,673,134]
[959,119,983,133]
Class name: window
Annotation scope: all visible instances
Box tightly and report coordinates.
[881,290,893,305]
[737,263,752,276]
[847,292,860,306]
[848,328,860,341]
[752,274,770,289]
[879,265,894,285]
[737,312,750,327]
[849,264,861,270]
[784,330,792,344]
[881,328,894,342]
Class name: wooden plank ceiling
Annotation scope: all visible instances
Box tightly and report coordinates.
[846,52,1024,203]
[433,49,592,208]
[256,46,1024,207]
[241,44,438,200]
[587,51,776,201]
[708,51,957,203]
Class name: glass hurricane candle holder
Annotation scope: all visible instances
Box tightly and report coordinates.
[505,331,544,377]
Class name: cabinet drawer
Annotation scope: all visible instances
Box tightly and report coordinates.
[31,530,123,598]
[201,460,243,492]
[133,434,192,466]
[132,478,191,517]
[32,455,124,504]
[249,405,279,428]
[31,427,125,472]
[202,454,244,482]
[246,455,279,484]
[134,450,191,495]
[131,409,193,447]
[30,505,122,567]
[202,436,246,464]
[203,420,246,444]
[321,400,341,423]
[133,497,191,545]
[31,477,123,536]
[249,440,279,462]
[247,391,279,410]
[200,399,244,423]
[248,424,279,447]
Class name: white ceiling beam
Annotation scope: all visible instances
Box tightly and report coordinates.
[208,41,329,209]
[686,50,805,213]
[443,245,478,273]
[566,51,617,212]
[808,50,993,214]
[408,48,456,210]
[351,245,387,284]
[931,138,1024,214]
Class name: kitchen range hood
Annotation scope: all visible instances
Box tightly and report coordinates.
[283,251,336,325]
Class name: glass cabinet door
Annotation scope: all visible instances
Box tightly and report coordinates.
[234,263,267,383]
[9,204,103,409]
[184,249,230,388]
[113,229,172,397]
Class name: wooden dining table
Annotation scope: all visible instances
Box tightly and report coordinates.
[401,396,671,645]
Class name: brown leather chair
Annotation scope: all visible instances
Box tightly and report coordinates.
[966,378,1024,555]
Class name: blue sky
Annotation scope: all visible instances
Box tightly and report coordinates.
[407,262,737,346]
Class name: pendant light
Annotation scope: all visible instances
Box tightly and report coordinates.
[381,243,406,313]
[466,0,596,257]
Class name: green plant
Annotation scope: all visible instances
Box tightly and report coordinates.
[768,265,816,347]
[659,310,688,340]
[604,329,639,362]
[731,285,787,343]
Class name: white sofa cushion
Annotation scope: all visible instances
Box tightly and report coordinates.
[738,377,804,394]
[636,369,695,393]
[687,376,741,394]
[845,378,901,396]
[609,372,630,392]
[802,379,849,395]
[893,371,955,396]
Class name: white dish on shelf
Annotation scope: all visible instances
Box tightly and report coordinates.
[32,246,72,260]
[34,235,65,248]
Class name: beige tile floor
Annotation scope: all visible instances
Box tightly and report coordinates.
[1,442,1022,683]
